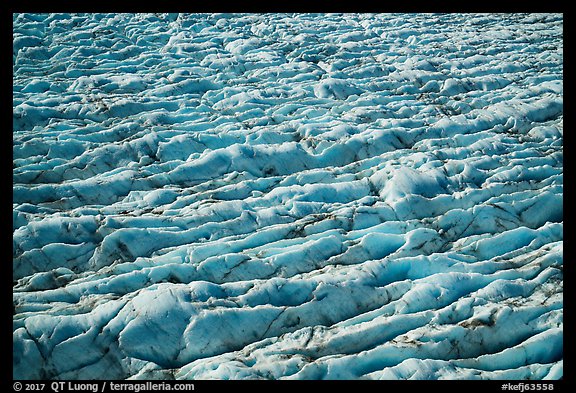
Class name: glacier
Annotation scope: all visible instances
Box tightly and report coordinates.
[13,13,563,380]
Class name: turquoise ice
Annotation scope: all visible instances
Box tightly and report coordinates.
[13,13,562,380]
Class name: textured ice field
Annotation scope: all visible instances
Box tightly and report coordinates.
[13,13,563,380]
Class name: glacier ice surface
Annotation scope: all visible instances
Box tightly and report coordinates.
[13,12,562,380]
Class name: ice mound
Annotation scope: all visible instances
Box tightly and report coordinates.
[13,13,562,380]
